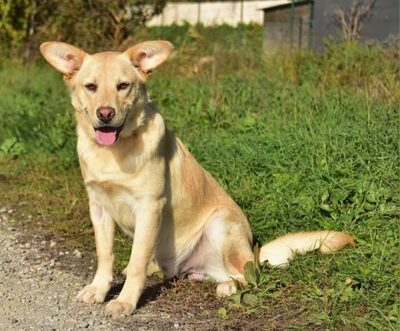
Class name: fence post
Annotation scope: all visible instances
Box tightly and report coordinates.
[197,0,201,25]
[298,16,303,48]
[308,0,314,50]
[240,0,244,24]
[289,0,295,48]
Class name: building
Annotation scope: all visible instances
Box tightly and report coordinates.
[261,0,400,53]
[147,1,293,26]
[262,0,313,53]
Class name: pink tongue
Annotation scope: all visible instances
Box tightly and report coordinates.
[95,130,117,146]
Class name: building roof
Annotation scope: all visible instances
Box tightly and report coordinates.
[261,0,313,12]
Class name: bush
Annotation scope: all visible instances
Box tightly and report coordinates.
[0,0,166,59]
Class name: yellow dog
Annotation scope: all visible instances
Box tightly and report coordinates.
[40,40,353,318]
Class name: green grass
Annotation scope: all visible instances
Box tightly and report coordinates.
[0,25,399,329]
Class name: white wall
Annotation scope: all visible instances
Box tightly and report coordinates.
[148,1,291,26]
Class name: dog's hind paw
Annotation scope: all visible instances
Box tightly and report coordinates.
[76,284,108,304]
[216,280,237,297]
[105,299,134,318]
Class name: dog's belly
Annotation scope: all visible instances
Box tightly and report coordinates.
[156,212,228,281]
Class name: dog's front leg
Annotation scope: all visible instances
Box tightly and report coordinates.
[77,202,115,304]
[105,198,164,318]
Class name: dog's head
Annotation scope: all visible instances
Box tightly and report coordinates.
[40,40,173,146]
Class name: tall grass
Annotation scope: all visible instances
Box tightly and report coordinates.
[0,25,399,328]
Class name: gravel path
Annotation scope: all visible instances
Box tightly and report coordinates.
[0,211,178,331]
[0,206,258,331]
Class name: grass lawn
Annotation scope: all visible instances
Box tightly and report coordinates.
[0,25,399,329]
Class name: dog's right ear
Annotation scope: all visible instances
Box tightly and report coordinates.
[40,42,87,75]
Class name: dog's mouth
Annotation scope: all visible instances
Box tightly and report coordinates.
[94,124,124,146]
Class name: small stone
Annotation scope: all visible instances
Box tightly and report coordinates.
[73,249,82,259]
[41,240,47,245]
[50,241,56,248]
[174,323,179,328]
[80,322,89,328]
[59,252,64,256]
[24,243,31,249]
[345,277,353,285]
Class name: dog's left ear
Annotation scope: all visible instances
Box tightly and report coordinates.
[124,40,173,76]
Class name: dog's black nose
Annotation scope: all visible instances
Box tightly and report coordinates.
[96,107,115,123]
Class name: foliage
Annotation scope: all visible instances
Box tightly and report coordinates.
[0,0,32,57]
[0,0,166,59]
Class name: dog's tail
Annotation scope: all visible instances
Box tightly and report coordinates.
[259,231,354,267]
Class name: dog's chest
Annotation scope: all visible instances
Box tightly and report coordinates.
[77,129,164,238]
[83,159,141,237]
[92,180,138,236]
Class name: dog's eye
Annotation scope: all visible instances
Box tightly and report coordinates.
[117,82,130,91]
[85,83,97,92]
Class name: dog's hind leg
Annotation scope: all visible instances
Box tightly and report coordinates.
[215,239,254,297]
[198,208,254,297]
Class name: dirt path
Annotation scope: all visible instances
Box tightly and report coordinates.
[0,219,166,330]
[0,207,259,331]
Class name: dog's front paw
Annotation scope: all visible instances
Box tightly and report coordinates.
[76,284,108,304]
[105,299,134,318]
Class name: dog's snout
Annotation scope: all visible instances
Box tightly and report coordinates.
[96,107,115,123]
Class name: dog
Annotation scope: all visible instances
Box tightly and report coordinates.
[40,40,354,318]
